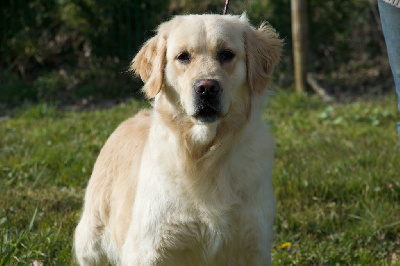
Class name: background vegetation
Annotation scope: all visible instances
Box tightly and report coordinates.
[0,0,393,110]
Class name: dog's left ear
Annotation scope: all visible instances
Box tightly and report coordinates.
[245,23,282,94]
[130,23,170,98]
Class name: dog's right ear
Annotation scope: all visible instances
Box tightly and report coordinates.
[130,25,169,99]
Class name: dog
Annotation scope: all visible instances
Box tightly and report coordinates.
[74,14,281,265]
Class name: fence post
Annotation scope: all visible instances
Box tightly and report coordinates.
[291,0,308,93]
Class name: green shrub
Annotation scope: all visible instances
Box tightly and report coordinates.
[0,0,389,105]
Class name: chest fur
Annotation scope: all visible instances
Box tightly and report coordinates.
[128,120,275,263]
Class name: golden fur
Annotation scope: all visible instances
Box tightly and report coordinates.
[74,14,281,265]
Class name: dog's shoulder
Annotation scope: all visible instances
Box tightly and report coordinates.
[99,109,151,151]
[90,109,153,188]
[114,109,152,139]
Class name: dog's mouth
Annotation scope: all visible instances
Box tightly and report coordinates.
[192,100,221,123]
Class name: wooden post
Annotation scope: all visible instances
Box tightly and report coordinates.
[291,0,308,93]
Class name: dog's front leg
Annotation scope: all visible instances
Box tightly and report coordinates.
[120,237,161,266]
[119,215,166,266]
[120,194,169,266]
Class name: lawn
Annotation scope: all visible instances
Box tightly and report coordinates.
[1,91,399,265]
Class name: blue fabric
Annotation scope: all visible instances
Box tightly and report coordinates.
[378,0,400,134]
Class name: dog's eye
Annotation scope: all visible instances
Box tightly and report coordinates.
[218,50,235,63]
[176,52,191,63]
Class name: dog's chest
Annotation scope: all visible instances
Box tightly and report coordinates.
[159,201,262,264]
[141,124,274,263]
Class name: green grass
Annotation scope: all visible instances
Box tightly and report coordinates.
[1,91,399,265]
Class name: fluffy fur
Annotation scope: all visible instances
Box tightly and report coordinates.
[74,14,281,265]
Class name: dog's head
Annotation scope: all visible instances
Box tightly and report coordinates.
[131,14,281,142]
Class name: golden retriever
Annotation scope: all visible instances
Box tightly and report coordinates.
[74,14,281,265]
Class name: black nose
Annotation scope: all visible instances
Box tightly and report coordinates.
[193,79,221,98]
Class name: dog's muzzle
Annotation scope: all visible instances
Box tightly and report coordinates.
[192,79,222,123]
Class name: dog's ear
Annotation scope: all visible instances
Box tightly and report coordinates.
[245,23,282,94]
[130,25,169,99]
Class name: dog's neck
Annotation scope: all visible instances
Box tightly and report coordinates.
[153,91,253,161]
[149,92,267,204]
[154,100,222,161]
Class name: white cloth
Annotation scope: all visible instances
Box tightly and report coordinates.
[382,0,400,8]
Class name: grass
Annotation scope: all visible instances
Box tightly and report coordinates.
[1,91,399,265]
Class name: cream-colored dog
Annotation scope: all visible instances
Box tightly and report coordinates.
[74,14,281,265]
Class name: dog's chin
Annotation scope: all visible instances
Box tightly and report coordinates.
[190,122,218,145]
[189,109,221,145]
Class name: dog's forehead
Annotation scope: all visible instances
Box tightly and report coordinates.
[167,15,245,52]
